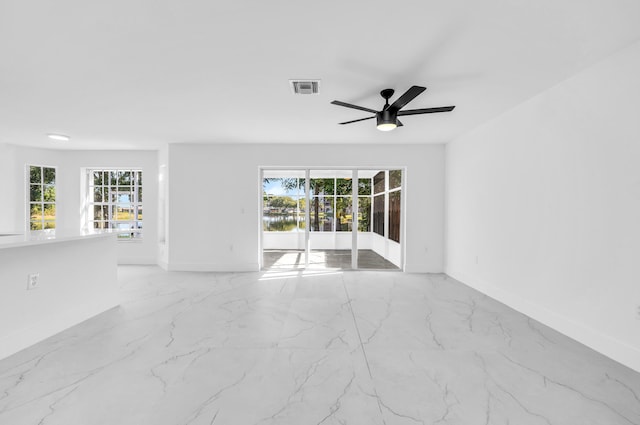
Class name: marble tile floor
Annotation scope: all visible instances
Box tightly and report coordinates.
[1,266,639,424]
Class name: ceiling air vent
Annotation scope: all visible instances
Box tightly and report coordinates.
[290,80,320,95]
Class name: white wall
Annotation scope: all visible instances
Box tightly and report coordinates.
[0,144,158,264]
[445,41,640,372]
[166,144,444,273]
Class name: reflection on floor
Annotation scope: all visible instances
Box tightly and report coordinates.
[263,249,399,270]
[0,266,638,424]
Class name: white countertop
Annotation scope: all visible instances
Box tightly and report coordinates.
[0,229,116,249]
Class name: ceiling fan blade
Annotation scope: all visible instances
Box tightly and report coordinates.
[338,116,375,125]
[331,100,378,114]
[397,106,455,116]
[387,85,426,113]
[397,120,404,127]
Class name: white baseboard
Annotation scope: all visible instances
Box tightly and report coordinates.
[446,268,640,373]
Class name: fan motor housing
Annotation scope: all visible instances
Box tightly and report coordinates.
[377,110,398,126]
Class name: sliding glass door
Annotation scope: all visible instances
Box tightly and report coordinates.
[307,170,354,269]
[261,170,306,269]
[261,168,403,270]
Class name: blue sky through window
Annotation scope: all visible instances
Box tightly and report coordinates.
[263,179,300,197]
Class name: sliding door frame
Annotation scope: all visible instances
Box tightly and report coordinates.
[260,166,405,271]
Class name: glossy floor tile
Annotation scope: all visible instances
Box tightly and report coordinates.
[0,267,638,424]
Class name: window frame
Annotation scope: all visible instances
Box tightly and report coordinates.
[27,164,57,232]
[259,167,406,271]
[86,168,144,241]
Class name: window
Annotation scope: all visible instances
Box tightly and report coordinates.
[388,191,401,242]
[372,171,385,236]
[357,178,371,232]
[263,174,305,232]
[262,170,400,239]
[310,178,335,232]
[388,170,402,243]
[29,165,56,230]
[308,177,355,232]
[370,170,402,242]
[373,171,385,194]
[87,169,143,240]
[335,178,352,232]
[373,194,384,236]
[389,169,402,190]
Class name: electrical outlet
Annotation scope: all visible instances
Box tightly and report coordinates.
[27,273,39,290]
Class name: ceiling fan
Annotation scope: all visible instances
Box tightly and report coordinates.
[331,85,455,131]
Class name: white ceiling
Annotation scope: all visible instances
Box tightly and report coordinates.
[1,0,639,150]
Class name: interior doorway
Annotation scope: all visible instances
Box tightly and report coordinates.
[261,168,404,270]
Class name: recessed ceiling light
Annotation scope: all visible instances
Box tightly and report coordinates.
[47,133,70,141]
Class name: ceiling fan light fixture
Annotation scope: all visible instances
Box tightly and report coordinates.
[377,122,397,131]
[376,111,397,131]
